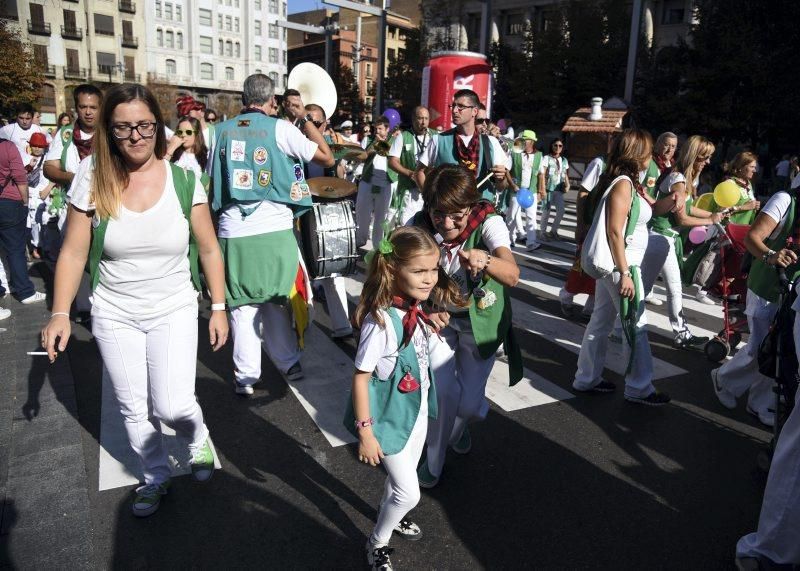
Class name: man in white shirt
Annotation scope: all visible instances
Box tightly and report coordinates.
[774,154,791,192]
[506,130,544,251]
[0,103,52,164]
[387,105,435,225]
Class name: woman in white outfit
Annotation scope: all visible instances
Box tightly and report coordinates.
[538,138,569,241]
[573,129,678,406]
[41,84,229,517]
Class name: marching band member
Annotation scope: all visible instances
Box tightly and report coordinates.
[505,130,544,251]
[355,116,396,248]
[209,74,333,395]
[538,138,570,241]
[387,106,436,226]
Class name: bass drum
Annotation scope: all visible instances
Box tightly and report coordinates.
[300,200,358,279]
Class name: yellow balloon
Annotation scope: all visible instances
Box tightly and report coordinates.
[713,179,740,208]
[695,193,714,211]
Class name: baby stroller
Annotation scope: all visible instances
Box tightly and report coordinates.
[692,223,751,362]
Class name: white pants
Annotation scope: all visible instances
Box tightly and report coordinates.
[230,302,300,385]
[506,193,539,245]
[92,301,208,486]
[640,231,690,340]
[573,272,656,399]
[559,288,595,315]
[320,275,350,332]
[356,180,393,247]
[539,191,565,235]
[736,314,800,564]
[716,289,776,417]
[424,317,494,478]
[388,187,424,228]
[371,391,428,547]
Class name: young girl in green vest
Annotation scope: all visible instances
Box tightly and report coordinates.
[345,226,465,570]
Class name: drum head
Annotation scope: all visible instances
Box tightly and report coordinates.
[300,201,358,279]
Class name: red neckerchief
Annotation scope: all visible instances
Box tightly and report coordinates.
[729,176,751,191]
[653,154,671,174]
[440,201,496,262]
[455,131,480,176]
[71,123,94,161]
[391,296,435,348]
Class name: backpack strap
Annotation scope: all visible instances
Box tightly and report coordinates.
[624,182,640,241]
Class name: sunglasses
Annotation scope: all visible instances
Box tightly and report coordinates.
[475,119,489,125]
[206,117,217,122]
[312,120,324,129]
[176,129,194,136]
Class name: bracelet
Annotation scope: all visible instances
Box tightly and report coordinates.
[354,417,374,429]
[210,303,226,311]
[51,312,70,319]
[763,250,776,265]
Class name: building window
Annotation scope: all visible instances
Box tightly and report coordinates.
[199,8,211,26]
[166,59,176,74]
[200,62,213,80]
[268,0,277,14]
[217,14,222,28]
[176,5,182,21]
[93,13,115,35]
[97,51,116,73]
[177,31,183,49]
[255,0,261,9]
[283,50,287,65]
[200,35,212,54]
[268,47,277,63]
[282,1,286,17]
[366,63,372,78]
[234,0,239,7]
[269,71,278,85]
[157,28,163,46]
[226,66,234,80]
[235,42,240,57]
[268,23,277,39]
[255,45,261,60]
[226,40,232,56]
[663,1,686,25]
[165,2,172,19]
[366,79,372,92]
[218,39,223,55]
[255,20,261,35]
[166,30,174,48]
[225,15,231,31]
[155,0,162,18]
[387,48,395,62]
[234,17,240,32]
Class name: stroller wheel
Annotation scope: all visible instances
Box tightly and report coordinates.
[704,338,730,362]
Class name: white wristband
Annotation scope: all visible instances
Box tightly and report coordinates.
[51,312,70,319]
[211,303,226,311]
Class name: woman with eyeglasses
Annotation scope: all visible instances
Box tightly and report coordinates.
[411,164,521,488]
[640,135,724,350]
[538,138,570,241]
[164,116,208,178]
[41,83,229,517]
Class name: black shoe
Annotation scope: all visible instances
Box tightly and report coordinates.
[393,519,423,541]
[624,391,671,406]
[514,237,527,245]
[285,362,304,381]
[575,380,617,393]
[366,542,394,570]
[673,334,709,349]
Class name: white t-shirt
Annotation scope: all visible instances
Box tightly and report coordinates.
[790,172,800,190]
[760,191,792,241]
[389,130,436,164]
[418,131,511,170]
[70,158,206,320]
[46,128,94,175]
[518,151,539,189]
[354,308,431,390]
[581,156,604,192]
[174,151,203,177]
[436,215,511,295]
[0,123,52,158]
[216,119,318,239]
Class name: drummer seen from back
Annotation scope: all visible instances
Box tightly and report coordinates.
[209,73,334,396]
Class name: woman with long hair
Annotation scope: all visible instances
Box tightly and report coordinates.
[40,83,228,517]
[721,151,760,225]
[164,115,208,177]
[538,137,570,240]
[574,129,678,405]
[640,135,726,326]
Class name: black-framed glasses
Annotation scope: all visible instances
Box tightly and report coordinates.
[112,122,157,139]
[450,103,475,112]
[176,129,194,136]
[430,207,470,223]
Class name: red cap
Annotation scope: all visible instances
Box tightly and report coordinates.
[29,133,48,148]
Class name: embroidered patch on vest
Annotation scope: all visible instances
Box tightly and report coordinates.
[253,147,268,165]
[237,119,250,127]
[646,176,656,189]
[290,182,302,201]
[232,169,253,189]
[293,164,305,181]
[301,182,310,197]
[258,169,271,187]
[231,140,246,162]
[62,129,71,143]
[476,289,497,310]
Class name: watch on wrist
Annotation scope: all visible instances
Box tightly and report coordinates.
[763,250,776,265]
[621,269,632,277]
[297,113,313,129]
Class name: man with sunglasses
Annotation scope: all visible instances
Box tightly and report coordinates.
[416,89,510,204]
[209,73,334,396]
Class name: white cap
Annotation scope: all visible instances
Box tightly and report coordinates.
[340,120,354,129]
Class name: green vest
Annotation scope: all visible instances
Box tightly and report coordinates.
[210,111,311,218]
[88,162,201,292]
[395,129,426,194]
[749,194,800,303]
[435,130,496,202]
[342,308,438,455]
[510,150,542,189]
[717,179,757,225]
[361,138,398,185]
[643,159,661,199]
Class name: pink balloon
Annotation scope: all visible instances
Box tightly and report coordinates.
[688,226,708,245]
[497,118,507,131]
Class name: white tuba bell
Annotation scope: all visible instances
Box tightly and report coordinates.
[287,62,338,120]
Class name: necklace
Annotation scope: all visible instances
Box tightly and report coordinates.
[413,130,428,156]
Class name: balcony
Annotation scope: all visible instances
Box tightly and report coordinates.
[64,67,88,80]
[123,73,141,83]
[121,35,138,48]
[119,0,136,13]
[61,25,83,40]
[43,64,56,78]
[27,20,51,36]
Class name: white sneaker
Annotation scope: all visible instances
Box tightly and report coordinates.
[526,242,542,251]
[234,381,254,396]
[645,294,663,306]
[746,405,775,428]
[0,308,10,320]
[20,291,46,305]
[696,291,716,305]
[711,369,736,409]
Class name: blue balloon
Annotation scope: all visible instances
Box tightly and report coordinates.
[382,108,401,130]
[517,188,534,208]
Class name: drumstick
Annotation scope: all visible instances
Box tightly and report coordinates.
[477,172,494,189]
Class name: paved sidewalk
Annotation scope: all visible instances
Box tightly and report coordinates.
[0,271,93,569]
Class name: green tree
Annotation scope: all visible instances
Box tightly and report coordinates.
[0,17,44,117]
[332,61,362,125]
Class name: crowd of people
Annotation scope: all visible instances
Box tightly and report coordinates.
[0,75,798,569]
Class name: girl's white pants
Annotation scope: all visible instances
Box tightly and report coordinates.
[356,181,393,248]
[506,193,539,246]
[230,302,301,384]
[539,191,565,235]
[371,391,428,547]
[320,275,351,332]
[424,317,495,478]
[92,301,208,486]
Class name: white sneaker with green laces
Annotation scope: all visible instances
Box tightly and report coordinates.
[132,480,170,517]
[190,439,215,482]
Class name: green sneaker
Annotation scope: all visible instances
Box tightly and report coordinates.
[451,427,472,455]
[132,480,170,517]
[417,460,439,489]
[190,439,215,482]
